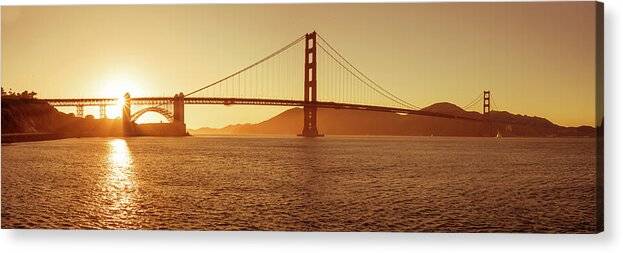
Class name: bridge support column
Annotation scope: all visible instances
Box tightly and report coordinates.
[76,105,84,118]
[122,92,133,136]
[173,92,187,135]
[99,105,107,119]
[173,93,185,124]
[299,31,323,137]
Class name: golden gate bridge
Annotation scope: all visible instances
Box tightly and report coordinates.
[43,31,492,137]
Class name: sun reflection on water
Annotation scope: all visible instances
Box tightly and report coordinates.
[106,139,136,221]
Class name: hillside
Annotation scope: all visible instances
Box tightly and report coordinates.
[190,103,596,137]
[1,97,123,140]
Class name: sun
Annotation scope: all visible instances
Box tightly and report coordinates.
[115,94,127,108]
[99,76,141,119]
[96,76,165,123]
[102,77,140,98]
[111,94,127,116]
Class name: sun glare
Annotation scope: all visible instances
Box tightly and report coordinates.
[116,95,126,108]
[99,76,141,119]
[102,76,141,97]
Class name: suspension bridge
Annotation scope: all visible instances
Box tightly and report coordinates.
[43,31,493,137]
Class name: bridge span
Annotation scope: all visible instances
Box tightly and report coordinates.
[41,31,491,137]
[43,95,485,137]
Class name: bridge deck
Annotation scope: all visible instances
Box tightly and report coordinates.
[43,97,483,122]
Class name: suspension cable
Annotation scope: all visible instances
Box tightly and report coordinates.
[150,34,305,108]
[461,93,483,110]
[316,33,420,110]
[491,96,498,111]
[317,43,416,109]
[184,35,305,97]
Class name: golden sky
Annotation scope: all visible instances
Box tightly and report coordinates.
[1,2,598,128]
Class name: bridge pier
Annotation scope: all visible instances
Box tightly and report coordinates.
[122,92,133,136]
[76,105,84,118]
[99,105,107,119]
[173,92,187,134]
[173,93,185,123]
[299,31,323,137]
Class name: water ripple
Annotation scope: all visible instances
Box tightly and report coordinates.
[1,136,597,232]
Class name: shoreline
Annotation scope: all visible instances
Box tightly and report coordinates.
[1,132,191,144]
[2,132,596,144]
[1,132,66,144]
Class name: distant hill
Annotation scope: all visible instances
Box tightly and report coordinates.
[190,102,595,137]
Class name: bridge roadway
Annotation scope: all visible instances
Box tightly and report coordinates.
[43,97,482,122]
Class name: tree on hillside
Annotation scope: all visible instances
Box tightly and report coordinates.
[1,87,38,99]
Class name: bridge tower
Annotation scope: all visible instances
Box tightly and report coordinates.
[299,31,323,137]
[173,92,186,133]
[483,90,496,136]
[122,92,133,136]
[483,90,491,115]
[173,93,185,123]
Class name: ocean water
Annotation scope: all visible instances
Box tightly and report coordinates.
[1,136,597,232]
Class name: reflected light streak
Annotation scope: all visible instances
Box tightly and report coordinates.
[106,139,136,219]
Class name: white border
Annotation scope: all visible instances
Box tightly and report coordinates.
[1,1,620,252]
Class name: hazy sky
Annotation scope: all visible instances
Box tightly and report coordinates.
[2,2,598,128]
